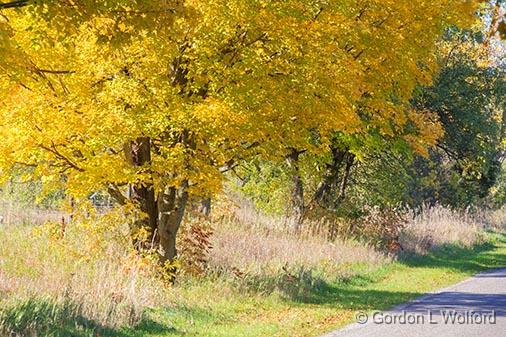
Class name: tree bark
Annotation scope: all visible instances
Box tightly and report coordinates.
[0,0,28,9]
[497,99,506,163]
[313,146,347,207]
[338,153,355,201]
[313,146,355,209]
[123,138,158,247]
[484,0,502,51]
[157,183,188,264]
[107,134,193,265]
[194,197,211,217]
[287,149,304,229]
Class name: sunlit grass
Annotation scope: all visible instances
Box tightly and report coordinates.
[0,202,504,337]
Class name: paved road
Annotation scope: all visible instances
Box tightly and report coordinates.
[322,268,506,337]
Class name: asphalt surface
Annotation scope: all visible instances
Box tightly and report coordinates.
[322,268,506,337]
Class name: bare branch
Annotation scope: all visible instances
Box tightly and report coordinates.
[39,143,84,172]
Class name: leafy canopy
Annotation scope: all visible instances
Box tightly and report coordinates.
[0,0,481,201]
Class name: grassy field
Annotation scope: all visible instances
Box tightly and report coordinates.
[1,201,505,337]
[3,231,504,337]
[119,232,506,337]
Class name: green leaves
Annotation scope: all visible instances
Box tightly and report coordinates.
[409,31,506,207]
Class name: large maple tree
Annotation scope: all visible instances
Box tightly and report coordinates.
[0,0,480,262]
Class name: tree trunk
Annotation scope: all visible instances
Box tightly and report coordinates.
[484,0,501,51]
[195,197,211,217]
[123,138,158,247]
[497,100,506,163]
[313,146,347,207]
[338,153,355,201]
[157,183,189,263]
[287,149,304,228]
[109,136,192,266]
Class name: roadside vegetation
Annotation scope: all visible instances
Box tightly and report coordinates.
[0,1,505,337]
[0,198,505,337]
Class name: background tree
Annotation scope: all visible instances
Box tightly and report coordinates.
[409,29,506,207]
[239,27,506,218]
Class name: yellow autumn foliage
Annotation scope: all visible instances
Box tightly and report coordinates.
[0,1,481,204]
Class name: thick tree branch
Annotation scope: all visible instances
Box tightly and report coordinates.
[107,184,128,205]
[0,0,28,9]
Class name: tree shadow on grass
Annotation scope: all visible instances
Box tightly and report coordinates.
[293,283,424,310]
[119,317,183,337]
[0,298,181,337]
[399,235,506,274]
[234,267,422,309]
[236,233,506,309]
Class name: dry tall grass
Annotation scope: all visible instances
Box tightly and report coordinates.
[0,195,502,335]
[0,200,68,225]
[399,204,488,254]
[209,221,387,278]
[177,196,388,302]
[206,195,503,283]
[0,215,169,335]
[485,206,506,230]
